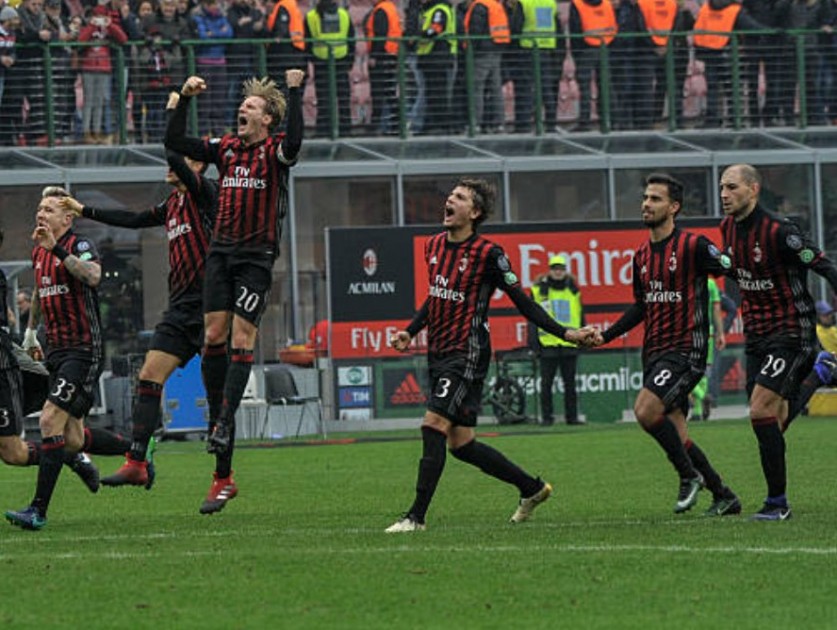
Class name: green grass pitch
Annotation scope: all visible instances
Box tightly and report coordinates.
[2,417,836,629]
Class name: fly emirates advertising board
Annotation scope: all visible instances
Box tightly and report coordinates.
[326,219,736,360]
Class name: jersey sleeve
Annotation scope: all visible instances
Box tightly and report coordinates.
[71,237,99,263]
[487,245,521,292]
[778,219,825,269]
[696,235,733,276]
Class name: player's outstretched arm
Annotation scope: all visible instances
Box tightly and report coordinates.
[60,195,159,229]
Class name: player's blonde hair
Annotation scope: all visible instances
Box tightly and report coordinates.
[41,185,71,199]
[242,77,286,130]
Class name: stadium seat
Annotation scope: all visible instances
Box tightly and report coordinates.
[261,364,325,439]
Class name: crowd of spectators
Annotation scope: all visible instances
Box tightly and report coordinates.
[0,0,836,146]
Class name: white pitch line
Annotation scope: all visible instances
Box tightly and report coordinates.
[1,542,835,562]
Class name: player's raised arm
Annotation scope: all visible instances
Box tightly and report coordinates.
[164,77,212,161]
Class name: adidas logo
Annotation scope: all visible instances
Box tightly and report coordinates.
[390,373,426,405]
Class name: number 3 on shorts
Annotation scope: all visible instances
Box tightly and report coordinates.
[434,377,451,399]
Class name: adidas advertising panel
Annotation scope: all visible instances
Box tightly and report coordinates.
[326,220,746,421]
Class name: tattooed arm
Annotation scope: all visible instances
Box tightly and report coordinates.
[61,254,102,287]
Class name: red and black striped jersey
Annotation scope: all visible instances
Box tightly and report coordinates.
[202,133,294,256]
[420,232,521,356]
[151,185,215,300]
[629,228,729,364]
[32,230,102,355]
[721,204,822,341]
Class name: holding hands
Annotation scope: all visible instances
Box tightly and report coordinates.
[566,325,604,347]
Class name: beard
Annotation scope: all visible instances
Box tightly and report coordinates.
[642,215,667,229]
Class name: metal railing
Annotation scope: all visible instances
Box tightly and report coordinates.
[1,28,830,147]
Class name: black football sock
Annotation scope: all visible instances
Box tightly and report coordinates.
[215,431,236,479]
[218,348,253,425]
[451,439,541,497]
[128,380,163,461]
[83,426,132,455]
[645,416,698,479]
[407,426,447,523]
[784,372,821,431]
[752,416,786,500]
[685,439,724,495]
[32,435,66,517]
[201,343,228,422]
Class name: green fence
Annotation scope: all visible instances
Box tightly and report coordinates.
[5,28,828,147]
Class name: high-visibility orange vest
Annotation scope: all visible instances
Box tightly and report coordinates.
[637,0,676,47]
[693,2,741,50]
[464,0,511,45]
[571,0,616,47]
[365,0,403,56]
[267,0,305,51]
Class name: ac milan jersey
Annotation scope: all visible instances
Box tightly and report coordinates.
[202,133,294,256]
[630,228,729,363]
[721,205,821,342]
[421,232,520,356]
[32,231,102,355]
[151,186,215,300]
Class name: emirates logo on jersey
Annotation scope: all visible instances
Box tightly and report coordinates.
[362,249,378,277]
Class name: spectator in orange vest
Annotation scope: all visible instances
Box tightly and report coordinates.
[463,0,510,133]
[266,0,306,94]
[568,0,618,131]
[364,0,403,135]
[693,0,766,129]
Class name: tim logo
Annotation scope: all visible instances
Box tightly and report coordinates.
[363,249,378,277]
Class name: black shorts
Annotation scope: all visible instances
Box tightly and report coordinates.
[426,352,490,427]
[643,352,704,417]
[150,293,204,365]
[45,348,103,419]
[0,367,24,437]
[203,249,273,326]
[746,335,817,400]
